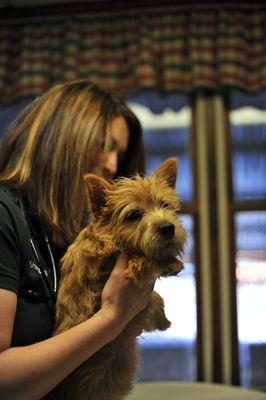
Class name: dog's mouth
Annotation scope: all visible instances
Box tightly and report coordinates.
[150,238,182,260]
[160,254,184,277]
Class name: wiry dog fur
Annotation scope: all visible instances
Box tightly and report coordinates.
[45,158,186,400]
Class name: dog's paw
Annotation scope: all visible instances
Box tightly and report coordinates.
[142,291,171,332]
[125,257,151,286]
[155,312,171,331]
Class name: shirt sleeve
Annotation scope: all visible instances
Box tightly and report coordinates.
[0,203,21,294]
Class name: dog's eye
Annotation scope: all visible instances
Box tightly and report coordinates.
[161,202,170,209]
[125,209,143,222]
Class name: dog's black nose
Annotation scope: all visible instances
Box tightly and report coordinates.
[158,222,175,239]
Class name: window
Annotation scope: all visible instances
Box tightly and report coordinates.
[230,107,266,388]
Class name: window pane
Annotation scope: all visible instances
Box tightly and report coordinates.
[235,211,266,389]
[230,107,266,200]
[137,215,197,382]
[128,104,193,203]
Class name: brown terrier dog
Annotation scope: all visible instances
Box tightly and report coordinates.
[46,158,186,400]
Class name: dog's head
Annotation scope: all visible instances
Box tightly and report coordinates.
[84,158,186,276]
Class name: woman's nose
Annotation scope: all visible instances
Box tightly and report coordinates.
[104,151,118,177]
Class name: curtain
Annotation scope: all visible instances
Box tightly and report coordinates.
[0,4,265,103]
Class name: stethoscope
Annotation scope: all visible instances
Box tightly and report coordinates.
[30,235,57,296]
[19,198,57,298]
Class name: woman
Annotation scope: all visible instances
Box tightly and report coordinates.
[0,80,153,400]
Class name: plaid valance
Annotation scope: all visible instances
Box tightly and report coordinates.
[0,4,265,103]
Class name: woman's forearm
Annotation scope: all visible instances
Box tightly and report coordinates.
[0,310,123,400]
[0,256,154,400]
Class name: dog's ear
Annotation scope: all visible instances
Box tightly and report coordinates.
[84,174,114,219]
[154,158,178,188]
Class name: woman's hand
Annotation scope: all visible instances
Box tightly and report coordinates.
[100,255,154,329]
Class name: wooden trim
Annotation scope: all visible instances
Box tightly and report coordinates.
[224,92,240,385]
[193,93,215,382]
[179,202,197,215]
[206,95,223,383]
[0,1,264,19]
[190,93,204,382]
[234,200,266,212]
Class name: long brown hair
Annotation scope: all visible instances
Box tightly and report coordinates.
[0,80,145,246]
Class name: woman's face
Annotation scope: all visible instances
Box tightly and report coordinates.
[94,116,129,179]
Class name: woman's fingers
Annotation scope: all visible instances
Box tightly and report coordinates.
[101,255,155,326]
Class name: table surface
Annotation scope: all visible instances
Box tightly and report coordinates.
[126,382,266,400]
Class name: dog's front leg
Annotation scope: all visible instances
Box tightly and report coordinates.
[143,290,171,332]
[125,257,170,333]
